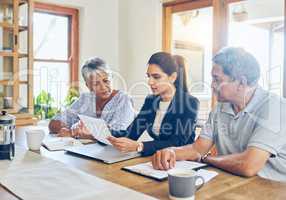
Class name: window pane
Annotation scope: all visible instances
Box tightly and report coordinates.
[33,12,69,60]
[0,85,13,109]
[33,62,70,108]
[19,30,28,54]
[19,57,28,82]
[0,2,13,24]
[172,7,213,121]
[172,7,213,95]
[228,0,284,96]
[18,84,28,111]
[0,56,13,81]
[0,27,13,52]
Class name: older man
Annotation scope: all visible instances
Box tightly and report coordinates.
[152,47,286,182]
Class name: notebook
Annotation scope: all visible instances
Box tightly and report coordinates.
[122,161,208,181]
[66,143,140,164]
[42,137,84,151]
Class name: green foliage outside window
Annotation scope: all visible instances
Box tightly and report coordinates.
[63,87,80,107]
[34,87,79,119]
[34,90,58,119]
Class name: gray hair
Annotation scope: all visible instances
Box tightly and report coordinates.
[81,57,110,81]
[212,47,260,86]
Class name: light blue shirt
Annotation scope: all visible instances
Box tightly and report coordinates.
[200,87,286,182]
[53,90,136,131]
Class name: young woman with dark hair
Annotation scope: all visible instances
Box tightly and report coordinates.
[107,52,199,156]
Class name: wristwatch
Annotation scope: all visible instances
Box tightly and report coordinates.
[136,142,144,153]
[201,153,210,163]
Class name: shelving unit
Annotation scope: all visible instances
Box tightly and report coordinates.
[0,0,36,126]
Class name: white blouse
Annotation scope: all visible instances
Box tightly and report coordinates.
[152,100,172,136]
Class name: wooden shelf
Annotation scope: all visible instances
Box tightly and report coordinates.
[0,51,14,57]
[0,80,14,85]
[0,52,29,58]
[19,81,28,84]
[0,23,28,32]
[14,113,38,126]
[19,26,28,32]
[0,0,27,6]
[1,108,17,114]
[19,0,28,6]
[0,80,27,85]
[0,22,13,29]
[0,0,13,5]
[19,53,28,58]
[1,0,28,6]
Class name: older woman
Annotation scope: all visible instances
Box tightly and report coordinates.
[48,57,135,137]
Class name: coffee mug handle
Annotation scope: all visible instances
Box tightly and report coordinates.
[195,175,205,191]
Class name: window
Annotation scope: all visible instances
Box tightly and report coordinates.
[163,0,286,119]
[228,0,284,96]
[33,3,79,108]
[172,6,213,121]
[163,0,214,122]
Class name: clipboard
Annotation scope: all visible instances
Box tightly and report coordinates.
[122,161,208,181]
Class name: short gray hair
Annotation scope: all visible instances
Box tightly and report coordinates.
[212,47,260,86]
[81,57,110,81]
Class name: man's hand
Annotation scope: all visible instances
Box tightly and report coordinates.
[151,148,176,170]
[202,147,271,177]
[107,136,139,153]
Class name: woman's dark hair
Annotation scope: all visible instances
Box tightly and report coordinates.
[173,55,188,92]
[147,52,188,92]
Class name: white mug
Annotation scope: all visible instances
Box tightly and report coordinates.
[25,129,45,151]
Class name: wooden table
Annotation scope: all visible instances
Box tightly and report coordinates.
[1,126,286,200]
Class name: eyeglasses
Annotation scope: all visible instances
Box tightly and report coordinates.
[212,76,236,87]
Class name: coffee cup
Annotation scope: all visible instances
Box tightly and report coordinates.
[25,129,45,151]
[168,168,204,200]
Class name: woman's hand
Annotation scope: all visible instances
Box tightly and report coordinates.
[57,127,72,137]
[49,120,67,134]
[70,120,94,139]
[107,136,139,153]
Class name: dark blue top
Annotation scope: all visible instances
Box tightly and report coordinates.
[111,90,199,156]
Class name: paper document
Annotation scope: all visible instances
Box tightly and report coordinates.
[42,137,83,151]
[0,147,158,200]
[123,161,209,180]
[78,115,112,145]
[196,169,218,185]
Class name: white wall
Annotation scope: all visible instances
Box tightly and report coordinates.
[118,0,162,110]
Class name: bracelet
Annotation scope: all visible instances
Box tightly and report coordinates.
[136,142,144,153]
